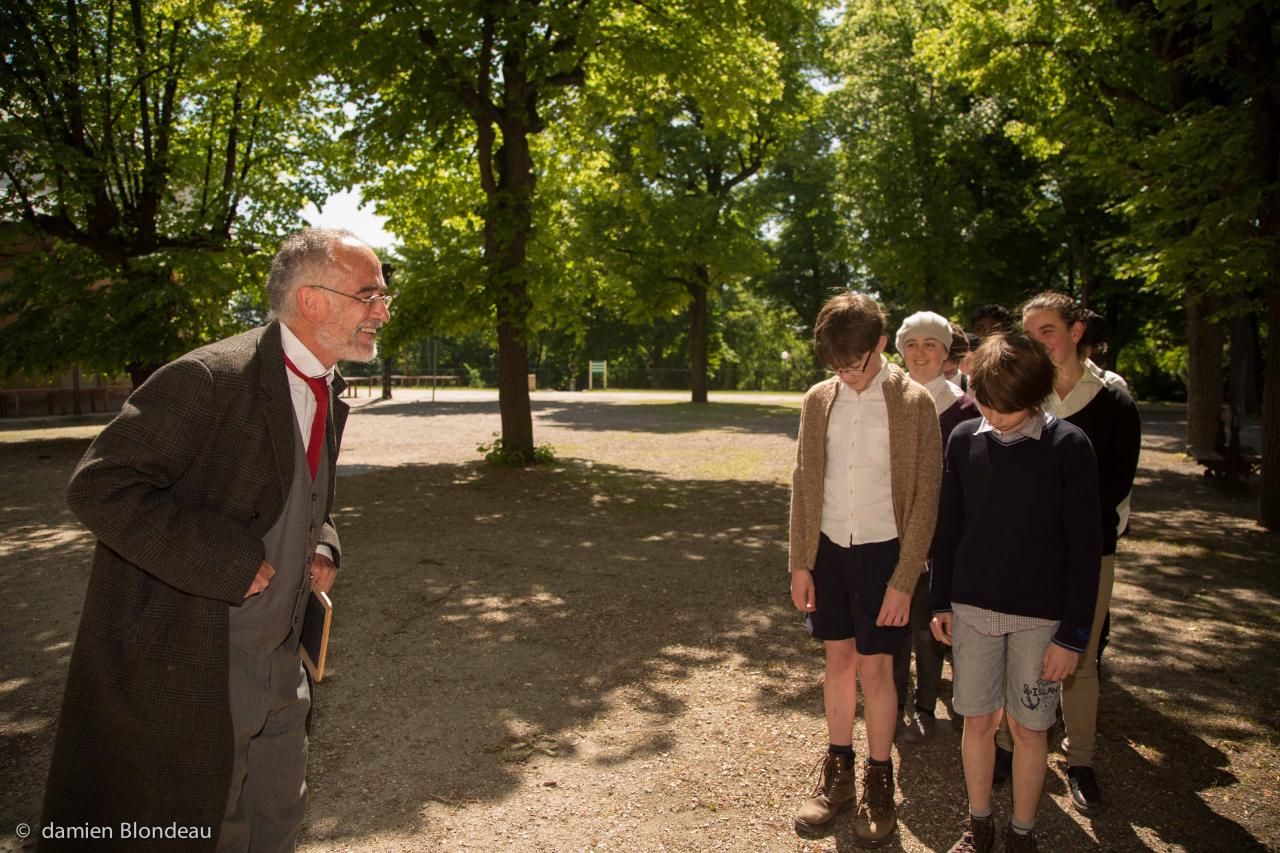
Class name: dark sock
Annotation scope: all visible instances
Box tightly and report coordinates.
[866,756,892,769]
[828,743,854,768]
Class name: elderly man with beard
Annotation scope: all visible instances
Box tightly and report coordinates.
[40,229,390,852]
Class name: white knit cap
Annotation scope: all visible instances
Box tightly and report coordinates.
[895,311,953,354]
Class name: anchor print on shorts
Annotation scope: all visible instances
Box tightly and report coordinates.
[1020,678,1060,711]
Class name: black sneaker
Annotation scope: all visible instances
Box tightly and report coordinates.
[1067,765,1104,811]
[992,746,1013,786]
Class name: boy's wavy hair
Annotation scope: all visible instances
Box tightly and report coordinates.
[813,292,885,369]
[968,332,1055,414]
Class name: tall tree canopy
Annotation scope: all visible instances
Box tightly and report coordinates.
[922,0,1280,527]
[289,0,826,452]
[0,0,340,385]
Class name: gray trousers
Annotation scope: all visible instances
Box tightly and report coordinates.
[218,642,310,853]
[892,569,944,713]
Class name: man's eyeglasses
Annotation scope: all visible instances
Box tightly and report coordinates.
[831,350,874,376]
[307,284,394,308]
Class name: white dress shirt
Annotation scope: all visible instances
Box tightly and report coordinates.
[280,321,335,446]
[279,321,336,562]
[922,374,964,416]
[820,356,899,546]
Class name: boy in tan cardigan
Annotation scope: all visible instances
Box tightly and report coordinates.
[789,293,942,846]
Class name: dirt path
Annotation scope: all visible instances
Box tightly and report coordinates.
[1,391,1276,852]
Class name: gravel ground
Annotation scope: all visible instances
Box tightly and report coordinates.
[1,389,1277,852]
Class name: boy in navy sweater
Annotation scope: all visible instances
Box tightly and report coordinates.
[931,333,1101,853]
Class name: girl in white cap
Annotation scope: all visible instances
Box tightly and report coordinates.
[892,311,979,740]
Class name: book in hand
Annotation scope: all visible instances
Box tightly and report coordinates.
[299,590,333,682]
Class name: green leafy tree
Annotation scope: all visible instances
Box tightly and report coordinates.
[0,0,340,385]
[922,0,1280,527]
[831,0,1057,322]
[577,1,821,402]
[751,104,853,382]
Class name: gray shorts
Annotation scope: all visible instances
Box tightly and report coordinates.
[951,615,1062,731]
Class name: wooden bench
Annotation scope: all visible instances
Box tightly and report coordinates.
[0,386,118,417]
[1189,444,1261,479]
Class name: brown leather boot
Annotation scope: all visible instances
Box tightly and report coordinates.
[794,752,856,833]
[852,762,896,847]
[1001,823,1039,852]
[947,813,996,853]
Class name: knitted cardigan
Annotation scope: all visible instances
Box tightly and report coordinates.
[788,368,943,595]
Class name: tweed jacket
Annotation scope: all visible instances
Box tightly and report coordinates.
[40,321,347,852]
[788,368,943,596]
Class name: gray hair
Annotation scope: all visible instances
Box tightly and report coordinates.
[266,227,360,319]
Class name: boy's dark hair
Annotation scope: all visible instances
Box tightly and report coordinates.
[970,304,1013,332]
[1019,291,1090,356]
[1080,309,1108,352]
[968,332,1056,414]
[946,322,969,362]
[813,292,885,368]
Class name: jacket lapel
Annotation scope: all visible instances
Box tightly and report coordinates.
[257,321,296,493]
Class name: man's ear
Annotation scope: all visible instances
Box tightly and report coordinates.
[876,334,889,353]
[1069,320,1086,345]
[294,285,324,323]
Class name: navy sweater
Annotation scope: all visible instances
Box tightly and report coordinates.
[930,417,1102,652]
[1063,385,1141,555]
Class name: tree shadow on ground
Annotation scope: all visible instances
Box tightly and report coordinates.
[0,439,98,830]
[4,412,1278,850]
[300,458,810,846]
[531,400,799,437]
[351,397,800,437]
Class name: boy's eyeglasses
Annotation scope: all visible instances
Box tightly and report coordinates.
[831,350,874,376]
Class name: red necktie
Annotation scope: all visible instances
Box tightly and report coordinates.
[283,354,329,480]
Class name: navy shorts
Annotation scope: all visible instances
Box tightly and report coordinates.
[807,534,908,655]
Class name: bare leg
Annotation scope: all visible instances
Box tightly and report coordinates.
[1008,716,1049,825]
[857,652,897,761]
[824,639,859,746]
[961,709,1001,813]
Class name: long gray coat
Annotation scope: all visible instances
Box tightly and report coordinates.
[40,321,347,851]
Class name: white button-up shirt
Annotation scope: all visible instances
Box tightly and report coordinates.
[820,357,899,546]
[923,374,964,416]
[280,321,335,449]
[279,321,336,562]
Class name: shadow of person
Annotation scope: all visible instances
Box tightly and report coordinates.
[1073,680,1269,852]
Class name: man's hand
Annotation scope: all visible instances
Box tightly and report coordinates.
[310,552,337,595]
[244,561,275,598]
[876,586,911,627]
[1042,643,1080,682]
[931,612,953,645]
[790,569,816,613]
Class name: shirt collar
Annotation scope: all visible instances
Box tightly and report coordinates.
[279,321,333,380]
[1052,361,1103,401]
[923,373,963,414]
[975,407,1053,444]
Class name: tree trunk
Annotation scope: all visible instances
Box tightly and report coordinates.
[487,130,537,461]
[381,355,393,400]
[688,270,710,404]
[1261,285,1280,529]
[1185,290,1224,449]
[1228,297,1260,417]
